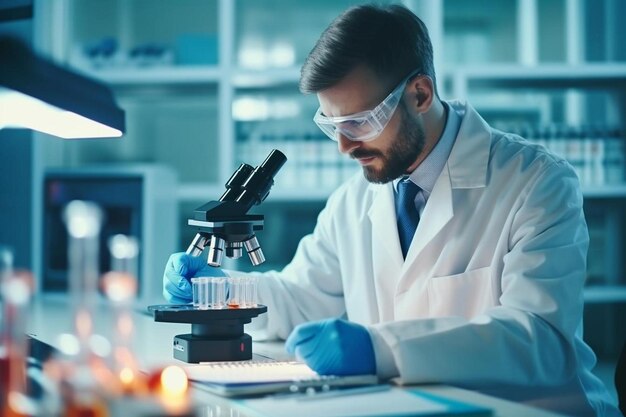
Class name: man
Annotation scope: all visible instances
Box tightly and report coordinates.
[164,5,620,416]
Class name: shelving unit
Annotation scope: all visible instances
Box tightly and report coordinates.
[583,185,626,199]
[32,0,626,321]
[584,286,626,304]
[80,66,223,85]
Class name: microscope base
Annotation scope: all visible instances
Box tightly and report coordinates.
[173,333,252,363]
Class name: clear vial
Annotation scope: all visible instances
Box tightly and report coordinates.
[244,276,258,308]
[211,277,226,309]
[191,277,200,308]
[197,277,210,310]
[227,277,242,309]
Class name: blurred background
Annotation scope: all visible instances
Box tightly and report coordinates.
[0,0,624,400]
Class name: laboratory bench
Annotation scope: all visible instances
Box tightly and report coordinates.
[22,295,567,417]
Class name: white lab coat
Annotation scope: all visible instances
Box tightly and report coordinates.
[244,101,621,417]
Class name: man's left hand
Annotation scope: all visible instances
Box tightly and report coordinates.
[285,318,376,375]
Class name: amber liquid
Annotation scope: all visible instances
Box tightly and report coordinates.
[0,354,27,417]
[65,399,108,417]
[0,356,9,393]
[0,361,7,416]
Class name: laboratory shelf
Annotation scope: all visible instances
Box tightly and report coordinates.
[583,286,626,304]
[73,66,304,88]
[84,62,626,90]
[87,63,626,90]
[446,63,626,89]
[582,185,626,199]
[232,67,302,89]
[75,65,223,86]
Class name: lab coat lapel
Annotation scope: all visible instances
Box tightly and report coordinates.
[401,166,453,273]
[398,101,491,290]
[368,183,404,321]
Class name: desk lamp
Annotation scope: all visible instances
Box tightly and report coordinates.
[0,36,124,138]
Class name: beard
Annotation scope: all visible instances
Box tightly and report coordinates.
[352,102,426,184]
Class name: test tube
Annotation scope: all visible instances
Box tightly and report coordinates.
[0,245,13,338]
[210,278,226,309]
[1,265,35,417]
[63,200,103,333]
[197,277,210,310]
[103,234,144,395]
[243,276,258,308]
[191,278,200,308]
[227,277,242,309]
[62,200,110,415]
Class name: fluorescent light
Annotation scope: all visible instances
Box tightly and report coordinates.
[0,37,125,139]
[232,97,301,121]
[269,42,295,68]
[239,38,268,69]
[0,89,122,138]
[233,97,270,121]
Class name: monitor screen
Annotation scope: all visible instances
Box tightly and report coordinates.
[43,174,142,292]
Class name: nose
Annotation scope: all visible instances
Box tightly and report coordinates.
[337,133,360,155]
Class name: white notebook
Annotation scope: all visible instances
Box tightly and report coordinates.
[183,360,379,397]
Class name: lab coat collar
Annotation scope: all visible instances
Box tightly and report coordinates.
[367,100,491,221]
[394,101,460,197]
[446,100,491,189]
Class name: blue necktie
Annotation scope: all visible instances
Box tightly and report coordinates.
[396,179,420,259]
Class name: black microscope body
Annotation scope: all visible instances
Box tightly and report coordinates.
[149,149,286,363]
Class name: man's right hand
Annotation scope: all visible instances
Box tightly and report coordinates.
[162,252,227,304]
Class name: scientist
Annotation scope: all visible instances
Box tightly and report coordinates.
[163,4,620,417]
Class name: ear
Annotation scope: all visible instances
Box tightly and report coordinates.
[407,75,435,113]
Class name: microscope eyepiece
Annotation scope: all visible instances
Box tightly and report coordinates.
[236,149,287,210]
[220,163,254,202]
[258,149,288,178]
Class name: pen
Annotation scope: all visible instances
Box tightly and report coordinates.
[294,384,391,401]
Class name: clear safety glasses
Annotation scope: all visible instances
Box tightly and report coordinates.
[314,69,422,142]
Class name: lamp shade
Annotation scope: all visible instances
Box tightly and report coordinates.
[0,36,125,138]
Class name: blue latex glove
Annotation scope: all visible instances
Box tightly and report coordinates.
[285,318,376,376]
[162,252,226,304]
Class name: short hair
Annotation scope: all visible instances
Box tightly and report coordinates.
[299,4,437,95]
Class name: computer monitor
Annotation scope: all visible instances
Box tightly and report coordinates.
[42,165,177,302]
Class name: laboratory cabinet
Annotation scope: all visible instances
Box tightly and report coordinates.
[31,0,626,358]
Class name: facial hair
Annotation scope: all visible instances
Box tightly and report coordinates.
[355,102,426,184]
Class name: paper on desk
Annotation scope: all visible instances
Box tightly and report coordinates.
[183,361,319,383]
[238,388,491,417]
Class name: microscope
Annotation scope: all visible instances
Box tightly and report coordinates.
[185,149,287,267]
[148,149,287,363]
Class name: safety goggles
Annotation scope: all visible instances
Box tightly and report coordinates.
[313,69,422,142]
